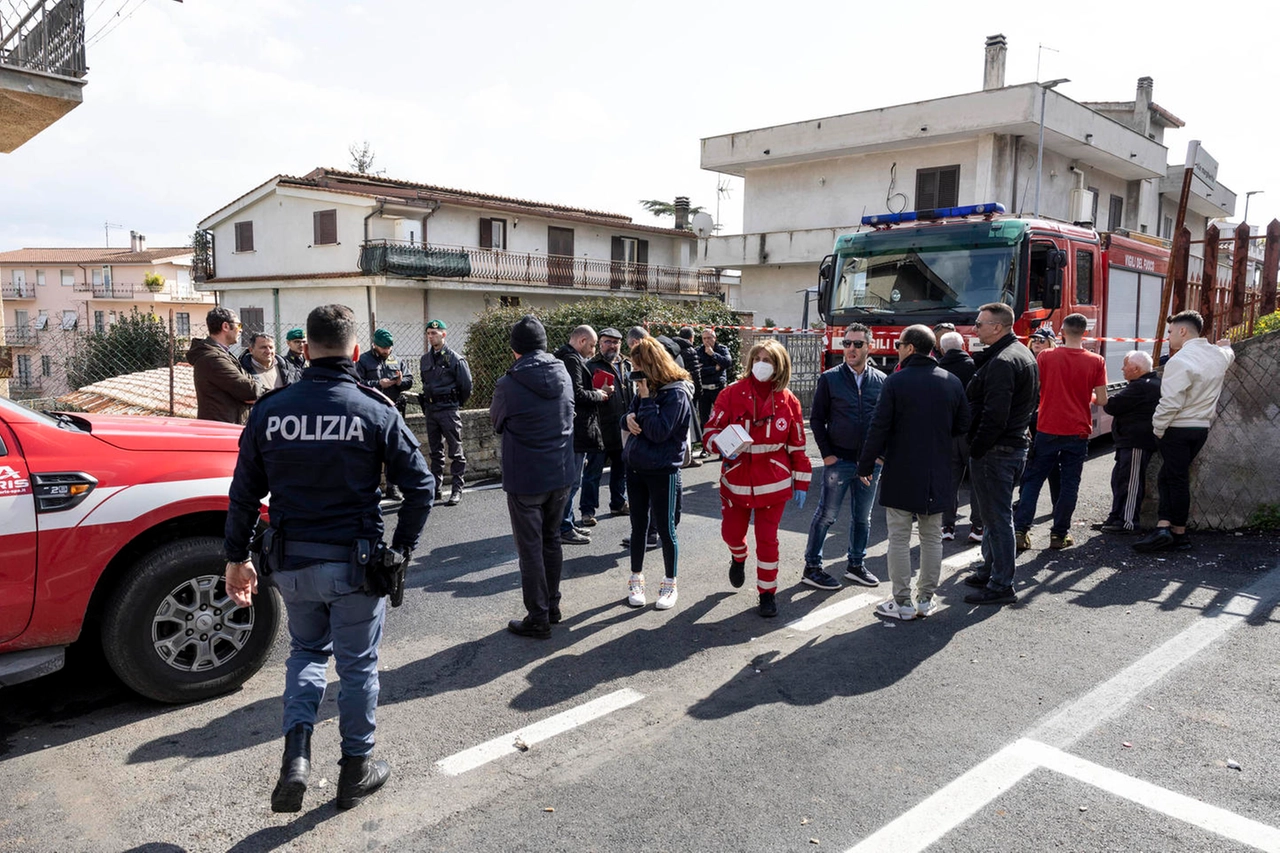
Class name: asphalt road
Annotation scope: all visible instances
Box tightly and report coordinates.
[3,439,1279,853]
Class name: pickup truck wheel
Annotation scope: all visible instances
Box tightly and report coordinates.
[101,536,281,704]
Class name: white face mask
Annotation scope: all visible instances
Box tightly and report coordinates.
[751,361,774,382]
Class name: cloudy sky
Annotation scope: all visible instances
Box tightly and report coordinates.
[3,0,1277,251]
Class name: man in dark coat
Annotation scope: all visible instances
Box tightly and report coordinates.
[492,316,578,638]
[239,332,301,391]
[858,325,969,620]
[695,328,733,457]
[187,306,261,424]
[554,325,614,544]
[962,302,1039,606]
[581,327,632,523]
[1099,350,1161,533]
[936,330,978,541]
[674,327,703,456]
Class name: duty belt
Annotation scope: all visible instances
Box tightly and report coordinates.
[283,541,356,561]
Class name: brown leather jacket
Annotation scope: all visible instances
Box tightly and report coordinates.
[187,337,261,424]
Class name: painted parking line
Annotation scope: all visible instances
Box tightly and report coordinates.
[435,688,645,776]
[846,563,1280,852]
[787,546,982,633]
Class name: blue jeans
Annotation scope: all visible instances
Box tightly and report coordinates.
[580,447,626,516]
[803,459,880,568]
[273,560,386,757]
[969,446,1027,592]
[1014,433,1087,536]
[561,452,586,533]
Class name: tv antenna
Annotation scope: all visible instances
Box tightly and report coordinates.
[1036,43,1059,82]
[715,177,733,233]
[104,221,124,248]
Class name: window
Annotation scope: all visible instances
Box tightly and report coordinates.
[61,310,77,330]
[234,221,255,252]
[15,309,28,330]
[92,268,102,286]
[240,307,264,348]
[1108,195,1124,231]
[1162,216,1174,239]
[499,295,521,308]
[41,355,51,377]
[34,311,48,330]
[547,227,575,287]
[12,269,25,287]
[60,269,74,286]
[915,165,960,210]
[36,270,46,286]
[1075,249,1095,305]
[1027,242,1052,307]
[313,209,338,245]
[94,311,105,334]
[16,355,31,386]
[176,312,191,336]
[479,217,507,250]
[1088,187,1099,226]
[102,265,112,286]
[610,235,649,289]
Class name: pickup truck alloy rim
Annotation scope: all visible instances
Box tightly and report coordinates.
[151,575,254,672]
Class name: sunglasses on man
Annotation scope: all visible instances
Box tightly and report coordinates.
[841,339,867,348]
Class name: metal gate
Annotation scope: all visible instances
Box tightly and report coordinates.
[747,330,824,413]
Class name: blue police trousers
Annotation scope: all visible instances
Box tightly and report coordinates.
[272,560,386,757]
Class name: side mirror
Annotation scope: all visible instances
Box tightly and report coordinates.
[1043,249,1067,310]
[816,254,835,323]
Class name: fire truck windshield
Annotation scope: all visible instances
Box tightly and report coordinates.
[829,220,1026,323]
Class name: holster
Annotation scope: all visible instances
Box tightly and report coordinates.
[253,525,280,577]
[362,541,407,607]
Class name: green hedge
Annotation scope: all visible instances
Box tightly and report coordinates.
[463,295,744,408]
[1254,310,1280,337]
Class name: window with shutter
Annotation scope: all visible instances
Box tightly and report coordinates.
[235,221,254,252]
[313,210,338,245]
[479,218,492,249]
[1108,195,1124,231]
[478,217,507,250]
[915,165,960,210]
[240,307,265,348]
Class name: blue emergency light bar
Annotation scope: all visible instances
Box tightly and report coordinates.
[862,202,1006,227]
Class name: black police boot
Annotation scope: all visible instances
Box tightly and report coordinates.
[270,724,311,813]
[336,753,391,810]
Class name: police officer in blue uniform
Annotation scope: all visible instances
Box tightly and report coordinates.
[224,304,434,813]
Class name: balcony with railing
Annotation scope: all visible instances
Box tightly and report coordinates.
[1,281,36,299]
[71,281,210,301]
[3,326,37,346]
[0,0,88,153]
[358,240,724,297]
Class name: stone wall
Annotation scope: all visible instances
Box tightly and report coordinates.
[404,409,502,483]
[1189,330,1280,529]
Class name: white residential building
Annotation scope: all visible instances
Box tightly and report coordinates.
[197,168,729,353]
[700,34,1236,328]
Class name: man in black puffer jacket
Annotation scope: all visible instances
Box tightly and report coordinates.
[1100,350,1161,533]
[963,302,1038,607]
[555,325,614,544]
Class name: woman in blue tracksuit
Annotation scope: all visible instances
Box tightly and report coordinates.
[622,337,693,611]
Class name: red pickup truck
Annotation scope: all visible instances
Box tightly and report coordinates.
[0,395,280,703]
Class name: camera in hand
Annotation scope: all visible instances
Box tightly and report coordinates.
[631,370,647,382]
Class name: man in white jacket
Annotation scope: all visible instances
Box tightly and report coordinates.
[1134,310,1235,553]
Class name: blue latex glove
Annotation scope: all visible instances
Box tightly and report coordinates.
[794,490,807,509]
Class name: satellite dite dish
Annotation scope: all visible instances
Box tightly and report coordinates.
[691,212,715,238]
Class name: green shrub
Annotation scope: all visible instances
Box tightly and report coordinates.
[65,308,171,389]
[1246,503,1280,531]
[463,296,743,408]
[1254,311,1280,337]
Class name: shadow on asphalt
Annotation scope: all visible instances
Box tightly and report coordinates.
[223,803,340,853]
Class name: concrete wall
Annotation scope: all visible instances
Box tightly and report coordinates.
[404,408,502,482]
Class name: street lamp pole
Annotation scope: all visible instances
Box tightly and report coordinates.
[1243,190,1263,224]
[1034,78,1070,217]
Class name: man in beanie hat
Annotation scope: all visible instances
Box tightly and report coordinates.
[419,319,472,506]
[357,328,415,500]
[491,316,577,638]
[284,328,308,371]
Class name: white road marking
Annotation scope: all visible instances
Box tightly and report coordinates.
[1022,739,1280,852]
[786,546,981,633]
[847,741,1040,853]
[845,564,1280,852]
[435,688,645,776]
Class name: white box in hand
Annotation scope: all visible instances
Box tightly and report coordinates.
[715,423,753,458]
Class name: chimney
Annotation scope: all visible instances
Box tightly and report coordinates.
[1134,76,1153,138]
[673,196,690,230]
[138,233,146,251]
[129,230,138,252]
[983,34,1007,91]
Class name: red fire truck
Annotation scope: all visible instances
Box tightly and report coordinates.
[817,203,1171,386]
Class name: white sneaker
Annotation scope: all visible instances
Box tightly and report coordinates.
[915,597,938,618]
[941,527,956,541]
[875,599,916,621]
[655,578,678,610]
[627,574,646,607]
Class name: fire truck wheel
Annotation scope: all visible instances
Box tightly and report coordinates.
[101,536,282,704]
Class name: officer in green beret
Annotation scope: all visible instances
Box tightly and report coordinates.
[419,319,472,505]
[284,328,308,371]
[357,328,415,499]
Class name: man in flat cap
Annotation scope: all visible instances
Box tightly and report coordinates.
[419,319,472,506]
[284,328,308,372]
[357,328,415,500]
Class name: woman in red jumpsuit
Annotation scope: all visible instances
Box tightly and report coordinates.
[703,338,812,617]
